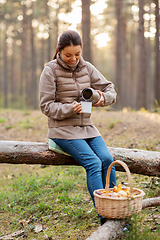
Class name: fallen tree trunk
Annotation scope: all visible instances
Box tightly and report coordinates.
[142,196,160,209]
[0,141,160,176]
[86,197,160,240]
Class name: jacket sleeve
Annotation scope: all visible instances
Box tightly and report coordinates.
[39,65,76,120]
[86,62,117,106]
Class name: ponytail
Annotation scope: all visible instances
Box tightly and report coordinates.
[53,46,59,60]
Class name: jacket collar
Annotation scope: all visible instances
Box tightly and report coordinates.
[56,52,86,71]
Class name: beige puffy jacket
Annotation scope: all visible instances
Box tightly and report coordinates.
[39,54,116,128]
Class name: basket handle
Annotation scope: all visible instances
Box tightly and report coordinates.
[105,160,133,197]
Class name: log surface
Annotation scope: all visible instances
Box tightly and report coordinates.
[0,141,160,176]
[0,141,76,166]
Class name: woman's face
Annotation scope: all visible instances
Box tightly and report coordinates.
[60,45,82,65]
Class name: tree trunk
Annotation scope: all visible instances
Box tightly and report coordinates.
[3,19,8,108]
[40,38,45,70]
[142,196,160,209]
[21,4,28,109]
[129,29,137,109]
[146,5,152,110]
[0,19,2,107]
[11,39,16,108]
[115,0,123,109]
[137,0,146,109]
[54,0,59,50]
[82,0,92,62]
[154,0,160,105]
[45,0,52,62]
[86,219,126,240]
[0,141,160,177]
[30,2,37,109]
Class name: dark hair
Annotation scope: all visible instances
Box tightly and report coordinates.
[53,30,82,59]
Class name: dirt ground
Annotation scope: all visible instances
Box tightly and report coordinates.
[0,108,160,152]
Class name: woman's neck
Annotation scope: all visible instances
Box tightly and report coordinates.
[67,60,79,70]
[59,53,79,70]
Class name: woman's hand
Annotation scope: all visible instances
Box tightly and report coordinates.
[73,101,82,114]
[92,90,105,107]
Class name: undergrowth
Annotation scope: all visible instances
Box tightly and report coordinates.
[0,165,160,239]
[0,109,160,239]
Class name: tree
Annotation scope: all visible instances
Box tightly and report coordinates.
[82,0,92,62]
[145,3,152,109]
[3,18,8,108]
[30,2,37,109]
[21,3,28,108]
[154,0,160,105]
[137,0,146,109]
[115,0,124,109]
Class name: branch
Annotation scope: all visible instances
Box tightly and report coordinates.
[0,141,160,176]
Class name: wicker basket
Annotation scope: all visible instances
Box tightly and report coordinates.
[93,160,145,219]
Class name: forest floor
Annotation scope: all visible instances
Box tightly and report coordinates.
[0,107,160,151]
[0,108,160,240]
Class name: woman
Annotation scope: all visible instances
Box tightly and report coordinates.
[39,30,116,225]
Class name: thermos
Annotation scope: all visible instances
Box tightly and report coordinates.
[82,88,100,104]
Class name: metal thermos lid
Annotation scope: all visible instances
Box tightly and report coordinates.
[82,88,100,104]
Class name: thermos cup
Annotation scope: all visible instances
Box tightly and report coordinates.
[80,101,92,113]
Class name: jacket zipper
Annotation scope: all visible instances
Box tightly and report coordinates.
[72,72,83,126]
[72,72,80,101]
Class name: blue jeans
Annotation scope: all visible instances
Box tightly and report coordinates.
[52,136,116,209]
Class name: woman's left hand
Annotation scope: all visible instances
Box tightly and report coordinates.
[92,90,105,107]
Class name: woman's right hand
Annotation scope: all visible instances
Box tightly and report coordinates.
[73,101,82,114]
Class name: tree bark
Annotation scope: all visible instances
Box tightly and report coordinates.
[142,196,160,209]
[21,3,28,109]
[0,141,160,177]
[3,19,8,108]
[30,2,37,109]
[154,0,160,105]
[86,219,126,240]
[82,0,92,62]
[86,197,160,240]
[115,0,124,109]
[137,0,146,109]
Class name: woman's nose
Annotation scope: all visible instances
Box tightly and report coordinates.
[71,55,76,61]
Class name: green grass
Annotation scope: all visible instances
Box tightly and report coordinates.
[0,165,160,239]
[123,214,160,240]
[0,165,99,239]
[0,117,5,123]
[18,119,34,130]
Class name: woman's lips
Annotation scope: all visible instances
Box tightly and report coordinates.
[68,61,77,65]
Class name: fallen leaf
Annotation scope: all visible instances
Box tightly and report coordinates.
[34,224,43,233]
[7,175,12,179]
[2,221,10,224]
[19,218,32,226]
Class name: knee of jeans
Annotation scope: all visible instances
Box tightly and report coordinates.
[86,158,102,173]
[103,153,114,167]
